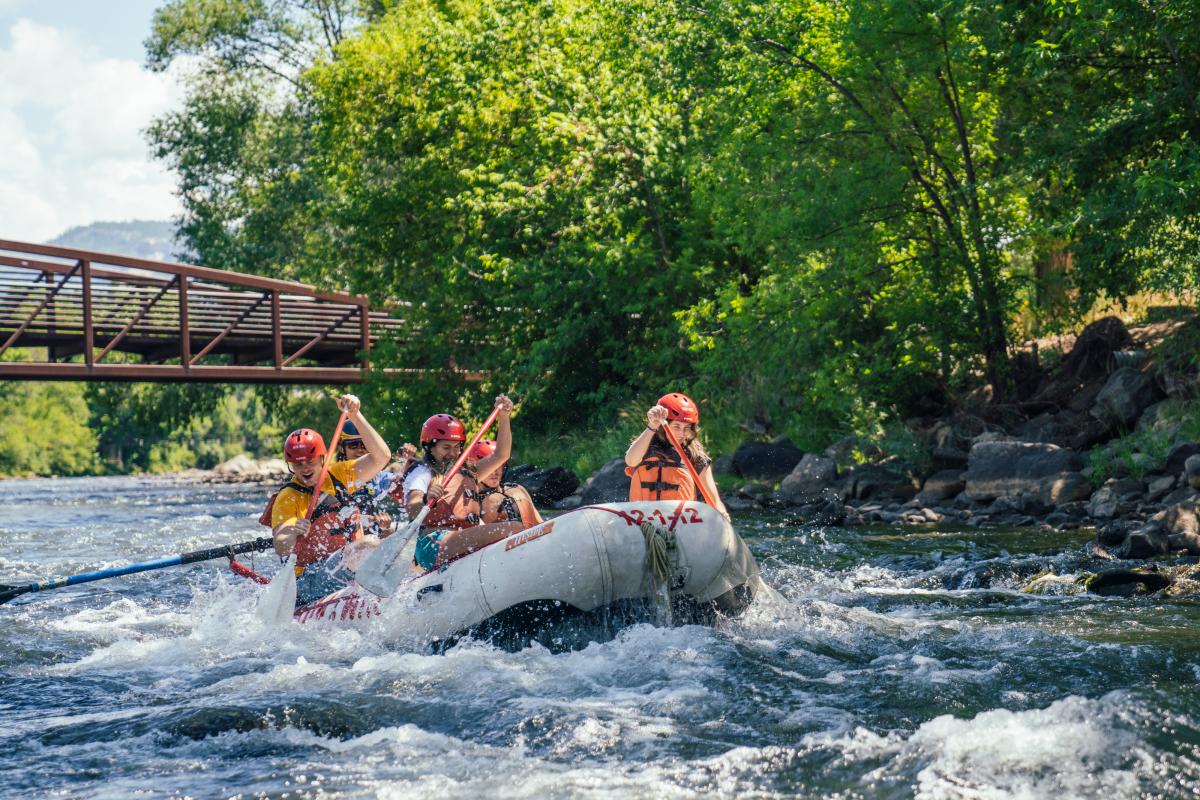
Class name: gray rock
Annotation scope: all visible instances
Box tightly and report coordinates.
[778,454,838,505]
[964,441,1088,504]
[1166,442,1200,476]
[915,469,966,505]
[731,440,804,480]
[1090,367,1162,429]
[1108,477,1146,499]
[554,494,582,510]
[711,454,736,476]
[1088,566,1173,595]
[1118,523,1170,559]
[579,458,629,505]
[1187,454,1200,489]
[1147,474,1178,500]
[512,466,580,504]
[738,482,773,501]
[843,464,919,502]
[213,454,258,475]
[931,446,970,468]
[1168,532,1200,555]
[724,495,760,513]
[1163,486,1199,506]
[1098,520,1136,546]
[1088,486,1121,519]
[1154,501,1200,538]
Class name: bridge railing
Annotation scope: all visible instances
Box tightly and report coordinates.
[0,239,403,383]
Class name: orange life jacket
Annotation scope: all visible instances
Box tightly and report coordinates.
[399,461,482,530]
[259,476,362,568]
[627,447,699,503]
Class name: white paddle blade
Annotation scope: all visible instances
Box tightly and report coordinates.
[354,506,429,597]
[255,554,297,625]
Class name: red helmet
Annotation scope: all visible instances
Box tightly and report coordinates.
[420,414,466,444]
[658,393,699,424]
[284,428,327,463]
[468,438,496,461]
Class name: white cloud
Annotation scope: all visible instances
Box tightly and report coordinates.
[0,18,183,242]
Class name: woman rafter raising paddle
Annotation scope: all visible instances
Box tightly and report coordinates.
[266,393,391,605]
[624,393,730,519]
[396,395,526,572]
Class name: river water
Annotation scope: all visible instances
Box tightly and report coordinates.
[2,476,1199,799]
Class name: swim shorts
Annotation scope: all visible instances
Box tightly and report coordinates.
[413,530,448,571]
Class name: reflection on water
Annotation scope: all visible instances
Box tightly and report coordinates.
[1,476,1199,798]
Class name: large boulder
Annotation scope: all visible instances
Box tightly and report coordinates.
[731,439,804,480]
[916,470,966,505]
[1062,316,1132,382]
[1118,523,1170,559]
[511,466,580,504]
[1187,455,1200,489]
[579,458,629,505]
[1165,442,1200,476]
[1090,367,1162,429]
[843,464,919,502]
[213,453,258,476]
[964,441,1089,505]
[777,454,838,505]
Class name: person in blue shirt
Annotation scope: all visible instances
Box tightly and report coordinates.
[336,420,399,537]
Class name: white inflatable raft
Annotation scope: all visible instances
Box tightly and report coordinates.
[293,501,763,646]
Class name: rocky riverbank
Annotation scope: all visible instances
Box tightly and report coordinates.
[189,314,1200,592]
[561,316,1200,593]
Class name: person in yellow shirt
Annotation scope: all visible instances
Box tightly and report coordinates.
[269,393,390,604]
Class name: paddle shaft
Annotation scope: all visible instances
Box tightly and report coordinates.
[305,408,350,521]
[353,405,502,597]
[0,537,275,605]
[426,405,502,512]
[660,423,719,508]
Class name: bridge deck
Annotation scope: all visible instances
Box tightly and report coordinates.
[0,239,404,383]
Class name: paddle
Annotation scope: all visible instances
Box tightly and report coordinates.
[305,406,350,521]
[0,537,275,606]
[355,405,503,598]
[255,402,350,623]
[660,422,720,508]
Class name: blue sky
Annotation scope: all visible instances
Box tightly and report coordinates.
[0,0,184,242]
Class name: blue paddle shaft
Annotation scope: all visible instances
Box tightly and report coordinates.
[0,537,274,605]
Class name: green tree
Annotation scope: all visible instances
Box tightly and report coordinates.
[301,0,713,426]
[671,0,1028,414]
[0,382,98,476]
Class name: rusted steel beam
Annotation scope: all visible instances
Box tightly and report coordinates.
[282,306,357,367]
[272,291,283,368]
[0,362,364,384]
[0,260,81,358]
[0,254,169,287]
[0,239,365,305]
[179,276,190,367]
[360,301,370,373]
[82,260,93,367]
[190,292,268,366]
[96,276,178,363]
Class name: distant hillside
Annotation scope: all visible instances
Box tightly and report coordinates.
[48,220,186,262]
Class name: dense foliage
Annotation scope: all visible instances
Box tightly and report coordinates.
[11,0,1194,477]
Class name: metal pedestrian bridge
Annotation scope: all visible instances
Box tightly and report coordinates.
[0,239,403,383]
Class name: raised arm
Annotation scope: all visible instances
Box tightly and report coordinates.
[624,404,667,468]
[475,395,514,482]
[339,393,391,480]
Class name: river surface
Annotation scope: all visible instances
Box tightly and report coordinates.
[2,476,1200,799]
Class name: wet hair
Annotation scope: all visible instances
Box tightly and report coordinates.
[634,424,710,468]
[422,442,473,477]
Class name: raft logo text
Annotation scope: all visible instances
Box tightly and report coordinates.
[505,521,556,551]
